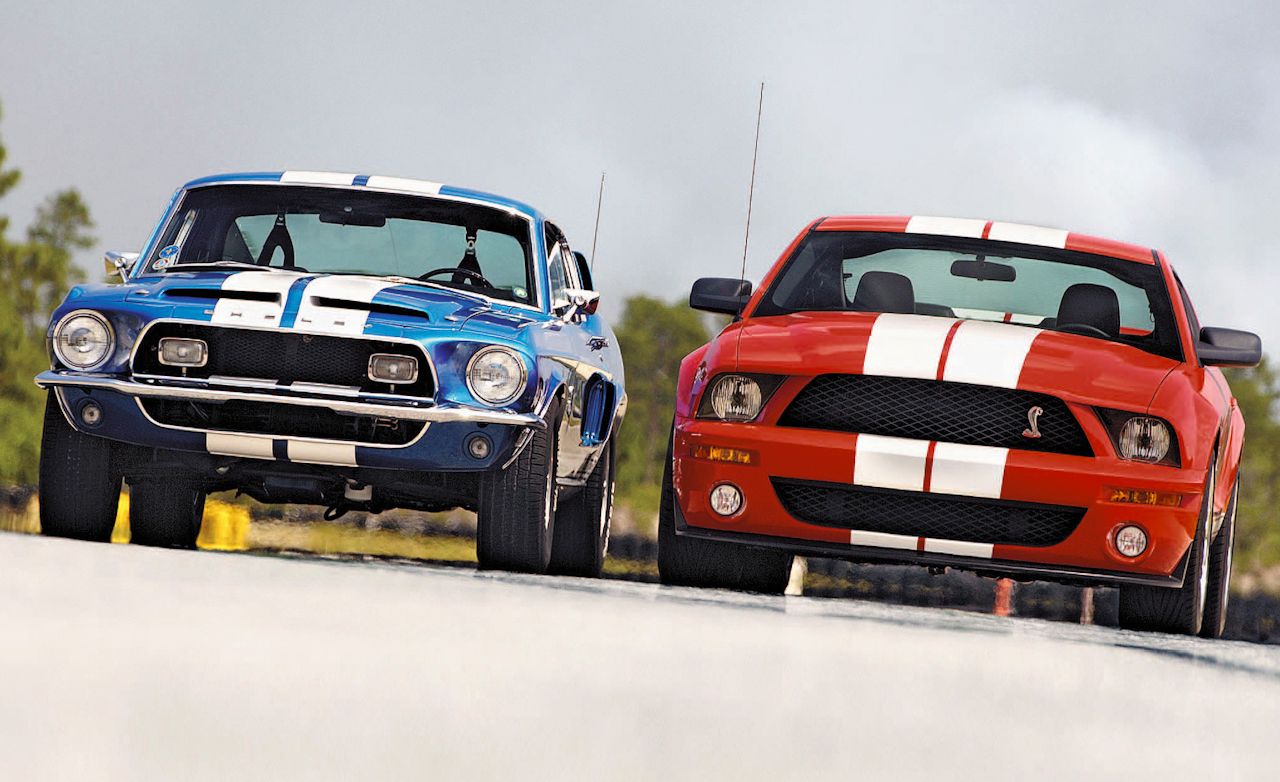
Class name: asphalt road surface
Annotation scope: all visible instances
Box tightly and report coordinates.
[2,531,1279,781]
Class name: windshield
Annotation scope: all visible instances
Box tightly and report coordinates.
[754,231,1181,359]
[142,184,537,306]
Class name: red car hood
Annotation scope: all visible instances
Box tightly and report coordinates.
[736,312,1178,410]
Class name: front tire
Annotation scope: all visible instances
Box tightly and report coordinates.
[657,428,793,594]
[476,401,561,573]
[38,391,121,542]
[549,438,614,577]
[1199,475,1239,639]
[1118,457,1216,635]
[129,478,206,549]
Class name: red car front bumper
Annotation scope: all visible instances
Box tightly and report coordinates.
[673,417,1204,588]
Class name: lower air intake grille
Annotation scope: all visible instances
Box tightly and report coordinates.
[772,478,1085,548]
[142,399,424,446]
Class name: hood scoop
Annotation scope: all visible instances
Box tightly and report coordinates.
[309,296,429,322]
[161,288,280,303]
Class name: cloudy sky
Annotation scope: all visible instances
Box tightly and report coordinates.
[2,1,1277,346]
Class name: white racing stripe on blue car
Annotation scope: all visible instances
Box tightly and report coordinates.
[212,271,309,326]
[287,440,358,466]
[294,275,397,335]
[280,171,357,186]
[206,433,275,459]
[364,175,442,195]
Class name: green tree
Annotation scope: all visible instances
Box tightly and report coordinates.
[1225,361,1280,573]
[613,295,713,525]
[0,102,94,484]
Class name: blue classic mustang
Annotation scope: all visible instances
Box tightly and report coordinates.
[36,171,625,575]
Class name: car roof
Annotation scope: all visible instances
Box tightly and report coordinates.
[814,215,1157,265]
[178,171,546,222]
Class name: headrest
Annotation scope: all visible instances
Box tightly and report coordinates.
[1057,283,1120,337]
[851,271,915,315]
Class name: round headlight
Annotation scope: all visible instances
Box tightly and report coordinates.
[709,375,763,421]
[1118,416,1171,462]
[466,347,526,406]
[53,311,114,370]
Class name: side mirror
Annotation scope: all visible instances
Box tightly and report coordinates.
[104,250,140,280]
[1197,326,1262,367]
[572,250,594,291]
[559,288,601,321]
[690,277,752,316]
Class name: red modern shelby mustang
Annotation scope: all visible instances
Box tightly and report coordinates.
[659,215,1260,637]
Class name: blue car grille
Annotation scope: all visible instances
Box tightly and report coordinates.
[132,323,434,398]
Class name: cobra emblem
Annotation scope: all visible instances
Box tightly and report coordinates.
[1022,406,1044,439]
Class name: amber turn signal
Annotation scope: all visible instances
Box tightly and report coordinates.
[1107,487,1182,507]
[691,445,756,465]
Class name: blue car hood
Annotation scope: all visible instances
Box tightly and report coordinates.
[126,269,537,332]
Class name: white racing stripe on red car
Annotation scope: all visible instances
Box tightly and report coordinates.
[294,275,396,336]
[212,271,308,327]
[928,442,1008,498]
[922,538,995,558]
[849,530,918,550]
[940,319,1040,389]
[852,434,930,492]
[904,215,988,238]
[863,314,959,379]
[986,221,1068,249]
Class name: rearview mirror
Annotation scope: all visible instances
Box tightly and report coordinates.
[104,250,140,280]
[690,277,753,315]
[951,258,1016,282]
[1197,326,1262,367]
[559,287,601,321]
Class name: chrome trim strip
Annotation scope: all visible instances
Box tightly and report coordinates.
[36,370,545,428]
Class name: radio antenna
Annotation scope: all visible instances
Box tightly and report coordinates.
[739,82,765,284]
[589,171,606,270]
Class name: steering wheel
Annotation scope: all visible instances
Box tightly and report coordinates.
[1057,322,1110,339]
[419,267,493,287]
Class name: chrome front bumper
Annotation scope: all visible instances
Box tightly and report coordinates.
[35,370,545,428]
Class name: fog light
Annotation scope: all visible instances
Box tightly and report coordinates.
[157,337,208,367]
[466,434,492,460]
[368,353,419,385]
[80,401,103,426]
[1114,525,1148,558]
[709,483,743,517]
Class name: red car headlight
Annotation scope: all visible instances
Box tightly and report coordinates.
[1095,408,1180,467]
[696,374,785,422]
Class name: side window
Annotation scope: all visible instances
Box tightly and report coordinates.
[560,243,582,289]
[545,223,571,310]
